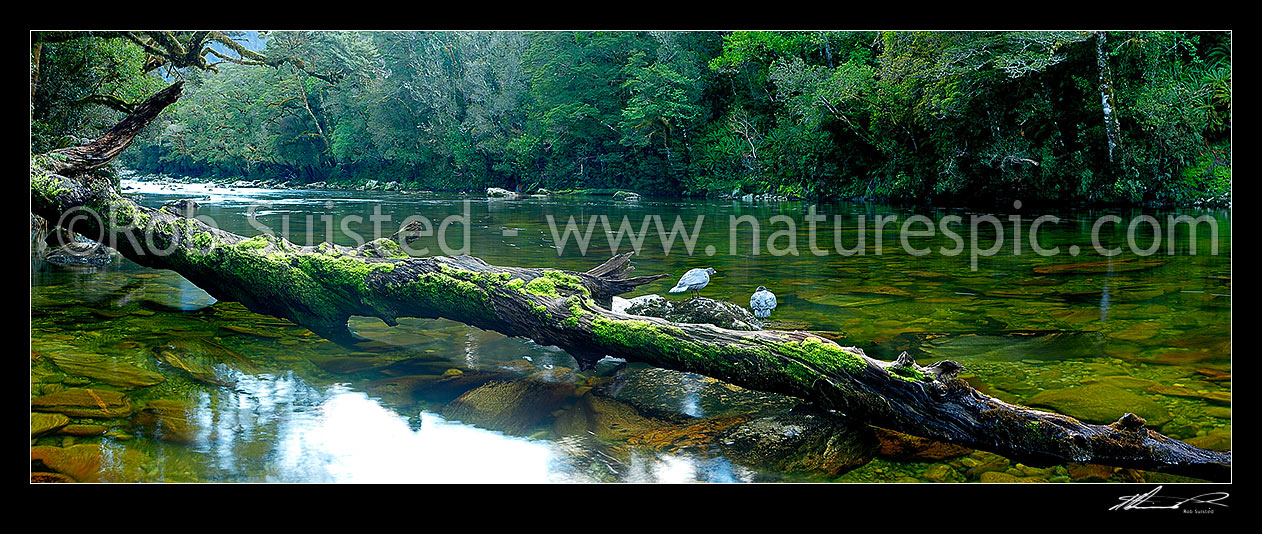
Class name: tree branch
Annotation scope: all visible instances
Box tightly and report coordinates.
[41,81,183,176]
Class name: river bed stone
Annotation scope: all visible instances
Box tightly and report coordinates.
[872,427,973,462]
[31,444,151,482]
[49,352,165,388]
[596,366,798,419]
[32,413,71,437]
[441,377,576,434]
[132,399,197,443]
[716,407,877,476]
[32,388,133,418]
[623,294,760,330]
[1025,383,1172,426]
[59,424,108,436]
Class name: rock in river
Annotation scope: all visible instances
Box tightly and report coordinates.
[160,198,201,216]
[31,388,133,418]
[873,427,973,462]
[554,392,678,441]
[1025,383,1171,426]
[45,238,118,267]
[151,339,248,387]
[623,294,761,331]
[32,444,151,483]
[595,367,797,419]
[486,187,519,199]
[131,399,197,443]
[717,406,878,476]
[49,352,165,388]
[441,375,576,435]
[32,413,71,437]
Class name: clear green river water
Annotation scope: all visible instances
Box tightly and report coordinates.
[30,180,1230,483]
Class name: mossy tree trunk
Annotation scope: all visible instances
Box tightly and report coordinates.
[30,82,1231,481]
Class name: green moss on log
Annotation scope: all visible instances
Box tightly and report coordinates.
[543,270,590,297]
[773,337,869,376]
[522,276,560,298]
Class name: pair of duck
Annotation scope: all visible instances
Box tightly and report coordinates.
[668,267,777,319]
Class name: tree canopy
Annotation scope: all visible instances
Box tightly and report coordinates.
[33,30,1230,205]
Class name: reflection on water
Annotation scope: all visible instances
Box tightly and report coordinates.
[679,374,704,418]
[31,180,1230,483]
[187,373,774,483]
[263,385,557,483]
[624,452,752,483]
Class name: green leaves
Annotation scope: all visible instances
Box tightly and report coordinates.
[100,30,1227,204]
[32,35,166,152]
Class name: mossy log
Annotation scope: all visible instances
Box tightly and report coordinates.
[30,82,1231,481]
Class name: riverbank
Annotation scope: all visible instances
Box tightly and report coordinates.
[113,166,1232,210]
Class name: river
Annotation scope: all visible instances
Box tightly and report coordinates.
[29,179,1231,483]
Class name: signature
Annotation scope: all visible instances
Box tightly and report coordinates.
[1110,486,1230,511]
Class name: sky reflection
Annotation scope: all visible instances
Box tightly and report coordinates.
[180,373,751,483]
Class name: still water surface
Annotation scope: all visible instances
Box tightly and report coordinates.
[29,180,1230,482]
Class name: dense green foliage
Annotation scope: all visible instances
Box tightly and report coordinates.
[31,36,166,153]
[35,31,1231,204]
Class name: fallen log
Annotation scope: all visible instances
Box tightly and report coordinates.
[30,82,1231,481]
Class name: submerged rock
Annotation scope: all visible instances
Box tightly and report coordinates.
[31,413,71,437]
[872,427,973,462]
[717,406,878,476]
[362,370,502,406]
[1025,383,1172,426]
[1033,258,1166,275]
[220,325,282,338]
[1184,428,1231,451]
[31,212,49,268]
[595,367,797,419]
[59,424,109,437]
[1066,463,1117,482]
[48,352,165,388]
[1204,406,1231,419]
[31,471,76,483]
[979,471,1046,483]
[309,356,391,375]
[554,391,684,442]
[960,451,1011,479]
[31,388,133,418]
[1146,384,1230,405]
[132,400,197,443]
[441,375,576,435]
[152,344,235,388]
[623,295,761,331]
[921,464,961,483]
[31,444,151,483]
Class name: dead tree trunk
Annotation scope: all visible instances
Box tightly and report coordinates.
[30,82,1231,481]
[1095,31,1123,168]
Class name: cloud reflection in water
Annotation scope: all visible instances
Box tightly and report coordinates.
[184,372,755,483]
